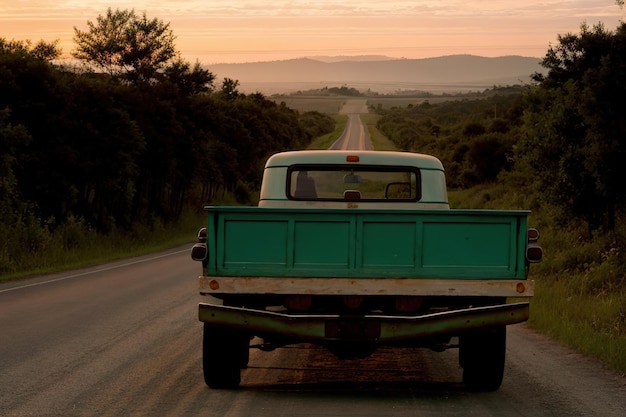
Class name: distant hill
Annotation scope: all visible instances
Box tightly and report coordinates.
[303,55,400,63]
[208,55,544,94]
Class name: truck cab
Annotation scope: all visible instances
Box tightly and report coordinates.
[259,150,449,210]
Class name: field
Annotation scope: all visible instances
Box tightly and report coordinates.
[270,94,483,114]
[270,96,349,114]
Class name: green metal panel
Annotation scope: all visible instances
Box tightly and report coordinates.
[293,220,353,268]
[223,219,289,266]
[205,206,530,280]
[361,221,417,268]
[205,211,217,275]
[422,222,512,267]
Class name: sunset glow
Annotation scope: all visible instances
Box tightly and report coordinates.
[1,1,624,63]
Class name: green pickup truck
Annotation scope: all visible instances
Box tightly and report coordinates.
[191,150,542,391]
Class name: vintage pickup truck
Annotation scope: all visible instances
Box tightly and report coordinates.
[191,150,542,391]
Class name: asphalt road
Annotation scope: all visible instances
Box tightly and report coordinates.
[1,246,625,417]
[329,99,372,150]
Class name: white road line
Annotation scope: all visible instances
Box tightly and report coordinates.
[0,249,189,294]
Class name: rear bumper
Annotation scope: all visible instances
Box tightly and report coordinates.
[198,302,529,342]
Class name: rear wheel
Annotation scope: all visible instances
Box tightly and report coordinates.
[202,323,249,389]
[459,326,506,391]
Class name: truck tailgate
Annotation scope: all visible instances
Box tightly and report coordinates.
[204,206,530,280]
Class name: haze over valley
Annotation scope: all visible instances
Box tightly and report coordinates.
[209,54,545,94]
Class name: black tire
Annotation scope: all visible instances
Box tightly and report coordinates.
[459,326,506,392]
[202,323,249,389]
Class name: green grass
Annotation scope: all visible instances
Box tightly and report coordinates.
[307,114,348,149]
[531,278,626,373]
[0,209,206,282]
[360,113,397,150]
[307,113,397,152]
[365,95,478,109]
[271,96,348,114]
[450,184,626,376]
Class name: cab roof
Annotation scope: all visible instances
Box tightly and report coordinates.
[265,150,444,171]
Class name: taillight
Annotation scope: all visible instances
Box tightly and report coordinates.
[527,245,543,262]
[395,296,423,313]
[191,227,208,261]
[197,227,207,243]
[343,295,364,309]
[526,228,543,263]
[285,295,312,311]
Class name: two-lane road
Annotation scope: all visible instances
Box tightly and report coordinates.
[1,246,625,416]
[329,99,372,150]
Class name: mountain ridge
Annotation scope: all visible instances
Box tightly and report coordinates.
[208,54,545,94]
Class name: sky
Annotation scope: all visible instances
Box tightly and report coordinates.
[1,1,624,64]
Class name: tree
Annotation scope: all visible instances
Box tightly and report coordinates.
[0,109,30,222]
[73,8,177,82]
[0,38,61,61]
[519,22,626,231]
[163,58,215,95]
[219,78,240,100]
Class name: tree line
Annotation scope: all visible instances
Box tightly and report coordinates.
[375,22,626,235]
[0,9,335,274]
[374,86,524,189]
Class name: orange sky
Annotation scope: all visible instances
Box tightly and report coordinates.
[1,1,624,64]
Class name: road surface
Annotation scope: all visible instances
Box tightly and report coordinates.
[329,99,372,150]
[1,246,625,416]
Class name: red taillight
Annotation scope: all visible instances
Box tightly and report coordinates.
[526,228,542,263]
[346,155,359,162]
[343,295,364,309]
[285,295,312,311]
[191,243,207,261]
[191,227,208,261]
[527,245,543,263]
[395,296,423,313]
[197,227,208,243]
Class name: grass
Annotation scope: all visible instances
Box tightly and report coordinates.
[531,278,626,373]
[0,209,206,282]
[307,113,397,152]
[449,184,626,376]
[366,95,492,110]
[307,114,348,149]
[270,96,348,114]
[360,113,397,150]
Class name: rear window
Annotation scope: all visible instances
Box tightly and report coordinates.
[287,164,421,201]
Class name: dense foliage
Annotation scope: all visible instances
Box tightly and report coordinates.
[519,22,626,232]
[376,23,626,235]
[0,40,334,274]
[374,86,525,189]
